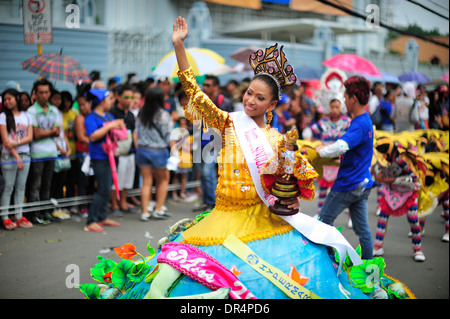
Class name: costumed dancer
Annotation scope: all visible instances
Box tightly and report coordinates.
[77,17,416,300]
[372,137,426,262]
[416,132,449,242]
[305,69,350,219]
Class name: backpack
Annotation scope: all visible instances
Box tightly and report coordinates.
[371,105,383,128]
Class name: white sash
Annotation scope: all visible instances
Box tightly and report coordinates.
[229,111,278,208]
[230,111,362,272]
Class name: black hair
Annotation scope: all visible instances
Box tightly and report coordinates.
[1,88,21,134]
[251,74,279,102]
[61,91,73,104]
[177,90,187,102]
[115,84,133,96]
[383,90,393,99]
[205,74,220,86]
[372,81,382,93]
[329,98,341,104]
[89,70,101,82]
[138,86,165,128]
[18,91,31,111]
[32,78,53,94]
[107,77,117,87]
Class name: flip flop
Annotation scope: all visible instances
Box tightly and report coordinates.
[84,224,104,232]
[98,220,120,227]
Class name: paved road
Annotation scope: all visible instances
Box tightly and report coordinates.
[0,187,448,299]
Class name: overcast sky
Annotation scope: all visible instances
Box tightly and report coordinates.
[391,0,449,34]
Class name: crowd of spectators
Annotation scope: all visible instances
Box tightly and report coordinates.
[0,70,448,231]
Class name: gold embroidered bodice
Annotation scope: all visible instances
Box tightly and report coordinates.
[178,67,285,211]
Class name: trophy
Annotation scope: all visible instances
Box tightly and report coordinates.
[268,128,301,216]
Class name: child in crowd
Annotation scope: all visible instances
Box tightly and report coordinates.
[171,117,195,202]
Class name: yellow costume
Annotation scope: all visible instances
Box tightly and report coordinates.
[178,67,317,246]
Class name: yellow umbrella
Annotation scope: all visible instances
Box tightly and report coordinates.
[152,48,232,79]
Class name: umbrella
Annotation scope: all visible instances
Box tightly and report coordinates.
[398,71,430,84]
[322,54,382,76]
[301,79,322,90]
[152,48,231,78]
[22,50,89,84]
[295,66,322,80]
[359,71,400,84]
[104,134,120,200]
[230,46,262,64]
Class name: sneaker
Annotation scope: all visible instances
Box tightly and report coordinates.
[3,218,17,231]
[80,208,88,218]
[373,248,384,256]
[147,201,168,212]
[16,217,33,229]
[44,212,58,222]
[140,212,152,222]
[442,233,449,242]
[30,213,49,225]
[180,194,197,203]
[153,211,172,219]
[52,209,71,220]
[414,251,426,262]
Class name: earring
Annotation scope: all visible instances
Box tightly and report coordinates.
[266,110,273,124]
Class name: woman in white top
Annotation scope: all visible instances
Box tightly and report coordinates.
[0,89,34,230]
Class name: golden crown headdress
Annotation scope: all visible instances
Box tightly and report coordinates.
[249,43,297,100]
[285,127,299,144]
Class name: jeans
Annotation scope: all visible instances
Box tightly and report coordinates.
[27,158,55,204]
[200,147,217,206]
[88,159,112,225]
[1,153,30,219]
[319,186,374,260]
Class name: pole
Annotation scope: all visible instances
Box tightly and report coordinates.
[37,43,42,79]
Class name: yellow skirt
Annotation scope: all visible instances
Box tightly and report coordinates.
[181,202,294,246]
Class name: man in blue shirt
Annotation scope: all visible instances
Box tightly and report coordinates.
[316,75,374,260]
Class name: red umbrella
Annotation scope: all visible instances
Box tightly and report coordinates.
[22,50,89,84]
[322,54,381,77]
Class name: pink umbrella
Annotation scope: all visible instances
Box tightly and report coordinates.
[104,134,120,200]
[101,126,128,201]
[322,54,382,77]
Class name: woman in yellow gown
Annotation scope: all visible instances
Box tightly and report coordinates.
[80,17,415,300]
[140,17,375,299]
